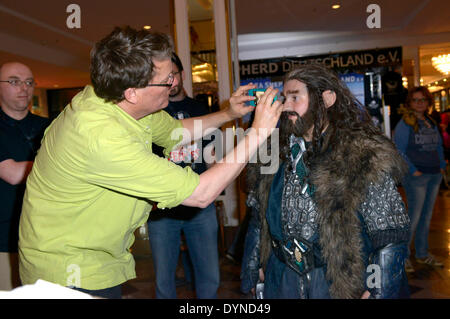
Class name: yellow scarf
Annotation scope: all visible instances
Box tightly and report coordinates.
[398,105,419,132]
[397,105,436,133]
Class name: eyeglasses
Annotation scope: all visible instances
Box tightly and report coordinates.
[147,73,175,88]
[0,79,35,88]
[412,98,427,103]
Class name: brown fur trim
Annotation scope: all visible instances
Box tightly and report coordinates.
[311,134,406,298]
[247,133,406,298]
[246,159,277,271]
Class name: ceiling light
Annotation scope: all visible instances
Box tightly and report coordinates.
[428,85,444,93]
[143,25,151,30]
[431,54,450,75]
[332,4,341,9]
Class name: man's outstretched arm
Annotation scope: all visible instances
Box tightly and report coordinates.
[179,84,257,144]
[182,87,282,208]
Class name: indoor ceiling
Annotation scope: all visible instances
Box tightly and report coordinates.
[235,0,450,85]
[0,0,449,89]
[0,0,173,88]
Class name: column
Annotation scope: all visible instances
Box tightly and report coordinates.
[412,46,421,87]
[174,0,193,97]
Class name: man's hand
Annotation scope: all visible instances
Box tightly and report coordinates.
[361,290,371,299]
[179,84,258,146]
[0,159,33,185]
[250,87,282,134]
[250,268,265,297]
[227,83,258,120]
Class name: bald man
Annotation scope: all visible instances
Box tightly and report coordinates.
[0,62,49,290]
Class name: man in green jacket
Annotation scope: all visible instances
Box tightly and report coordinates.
[18,26,282,298]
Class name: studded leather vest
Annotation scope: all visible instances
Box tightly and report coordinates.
[281,166,319,242]
[280,135,319,242]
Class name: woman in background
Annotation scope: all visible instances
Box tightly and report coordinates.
[394,86,447,273]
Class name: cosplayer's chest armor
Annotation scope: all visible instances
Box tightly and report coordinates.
[281,159,319,242]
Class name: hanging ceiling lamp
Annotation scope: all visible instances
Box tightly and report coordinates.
[431,54,450,75]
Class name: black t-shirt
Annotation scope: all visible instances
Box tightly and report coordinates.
[0,108,50,252]
[150,96,214,220]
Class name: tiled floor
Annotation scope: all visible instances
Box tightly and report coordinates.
[122,186,450,299]
[404,187,450,298]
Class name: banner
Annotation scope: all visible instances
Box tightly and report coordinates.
[239,47,402,80]
[340,73,365,105]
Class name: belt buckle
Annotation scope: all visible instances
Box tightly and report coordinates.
[283,237,314,275]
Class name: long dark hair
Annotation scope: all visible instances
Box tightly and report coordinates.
[280,64,381,167]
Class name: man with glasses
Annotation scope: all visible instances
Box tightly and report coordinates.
[0,62,49,291]
[18,26,282,298]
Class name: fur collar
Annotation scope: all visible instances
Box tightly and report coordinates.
[247,133,406,298]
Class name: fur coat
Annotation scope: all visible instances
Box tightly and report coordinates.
[246,132,407,299]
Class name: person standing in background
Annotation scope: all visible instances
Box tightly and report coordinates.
[0,62,49,290]
[394,86,447,273]
[147,52,219,298]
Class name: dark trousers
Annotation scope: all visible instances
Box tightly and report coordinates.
[71,285,122,299]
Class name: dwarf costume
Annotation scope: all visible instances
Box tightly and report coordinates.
[241,131,410,299]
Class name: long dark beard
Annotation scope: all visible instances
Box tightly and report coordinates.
[279,108,315,161]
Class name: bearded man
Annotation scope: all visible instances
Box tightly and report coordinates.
[241,64,411,299]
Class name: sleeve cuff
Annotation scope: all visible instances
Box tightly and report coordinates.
[156,167,200,209]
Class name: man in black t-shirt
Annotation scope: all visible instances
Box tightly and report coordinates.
[0,62,49,290]
[147,53,220,298]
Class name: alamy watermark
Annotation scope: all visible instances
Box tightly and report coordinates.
[65,3,381,30]
[366,4,381,29]
[66,263,81,288]
[169,120,279,174]
[66,4,81,29]
[366,263,381,289]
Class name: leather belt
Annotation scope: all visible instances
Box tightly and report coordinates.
[271,236,319,277]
